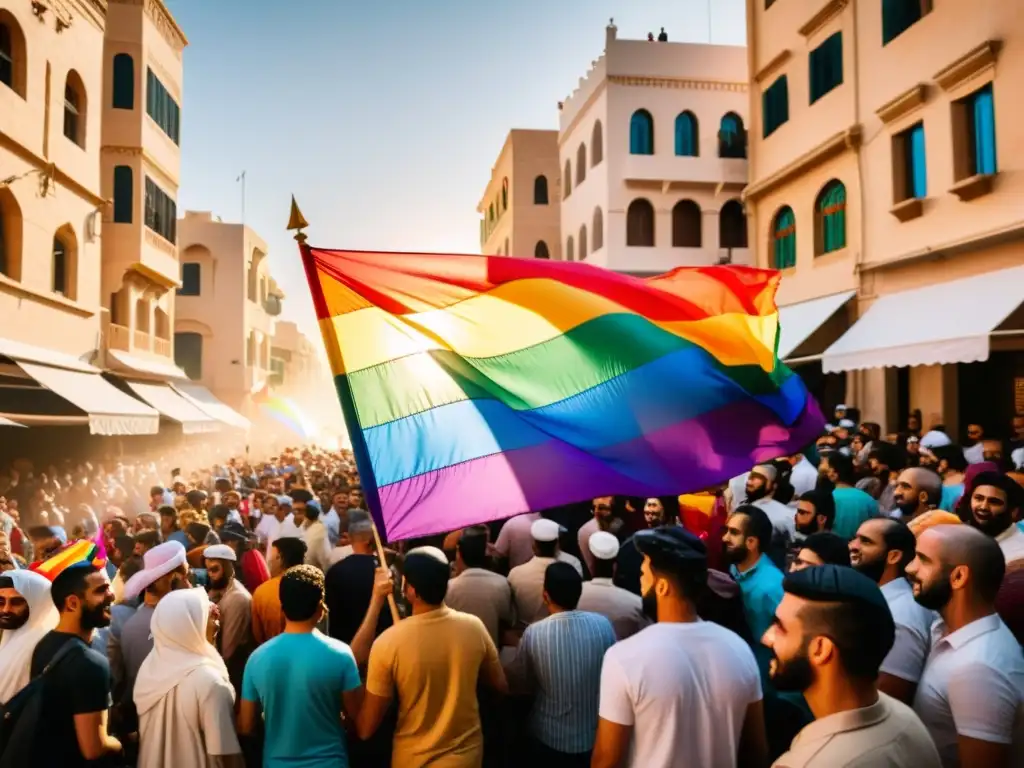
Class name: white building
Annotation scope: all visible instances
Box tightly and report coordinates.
[558,23,751,275]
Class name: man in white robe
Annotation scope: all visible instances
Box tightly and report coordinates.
[0,570,58,703]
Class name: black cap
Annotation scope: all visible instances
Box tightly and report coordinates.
[634,525,707,566]
[218,521,249,542]
[783,564,890,616]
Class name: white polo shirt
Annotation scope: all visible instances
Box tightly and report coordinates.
[995,524,1024,567]
[879,577,937,684]
[912,613,1024,767]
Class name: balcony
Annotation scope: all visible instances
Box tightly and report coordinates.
[154,337,171,357]
[108,323,131,352]
[622,154,747,188]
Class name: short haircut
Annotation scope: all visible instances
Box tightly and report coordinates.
[304,502,322,522]
[801,532,851,567]
[907,467,943,507]
[403,549,450,605]
[149,486,165,497]
[799,490,835,530]
[932,445,968,473]
[877,519,916,573]
[944,528,1006,604]
[457,528,488,569]
[543,561,583,610]
[279,564,324,622]
[50,565,100,612]
[534,538,558,558]
[870,442,907,473]
[732,505,772,555]
[825,451,857,486]
[970,471,1024,513]
[114,534,135,556]
[118,555,145,584]
[135,530,161,550]
[157,505,177,519]
[289,488,314,504]
[28,526,56,540]
[272,537,307,569]
[208,505,230,524]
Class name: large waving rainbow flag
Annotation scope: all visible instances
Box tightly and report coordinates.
[299,246,824,540]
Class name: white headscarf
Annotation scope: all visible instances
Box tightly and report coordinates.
[0,570,59,703]
[133,588,230,716]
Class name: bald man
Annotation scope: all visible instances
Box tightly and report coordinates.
[906,526,1024,767]
[892,468,943,524]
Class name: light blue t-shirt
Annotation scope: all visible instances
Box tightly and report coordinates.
[832,487,879,540]
[242,630,362,768]
[939,483,963,512]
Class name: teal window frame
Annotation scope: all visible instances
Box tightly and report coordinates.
[629,109,654,155]
[762,76,789,138]
[809,33,843,104]
[674,111,698,156]
[113,165,133,223]
[772,206,796,269]
[882,0,929,46]
[817,181,846,255]
[966,84,997,176]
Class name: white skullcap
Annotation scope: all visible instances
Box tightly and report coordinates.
[920,430,952,449]
[406,545,448,564]
[531,518,561,542]
[202,544,237,562]
[751,464,778,483]
[838,418,855,428]
[589,531,619,561]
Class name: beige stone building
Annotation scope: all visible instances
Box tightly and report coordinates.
[744,0,1024,438]
[478,129,562,260]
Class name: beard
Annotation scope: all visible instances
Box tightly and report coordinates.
[81,599,112,630]
[851,555,887,584]
[723,541,748,565]
[641,588,658,623]
[209,574,230,590]
[969,512,1013,539]
[0,611,29,631]
[744,486,768,503]
[795,519,819,536]
[911,573,954,611]
[770,641,814,692]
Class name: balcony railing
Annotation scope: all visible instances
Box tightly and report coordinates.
[133,329,150,351]
[108,323,131,352]
[153,337,171,357]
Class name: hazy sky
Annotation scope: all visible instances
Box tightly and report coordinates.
[163,0,746,337]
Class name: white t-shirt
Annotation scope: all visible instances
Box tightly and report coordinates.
[599,621,762,767]
[879,578,937,684]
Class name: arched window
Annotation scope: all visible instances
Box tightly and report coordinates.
[772,206,797,269]
[674,111,698,156]
[566,235,575,262]
[112,53,134,109]
[719,113,746,158]
[113,165,133,223]
[52,228,76,298]
[719,200,748,249]
[174,332,203,380]
[534,175,549,205]
[535,240,550,259]
[136,297,151,333]
[629,109,654,155]
[626,199,655,247]
[0,188,22,280]
[0,13,27,98]
[63,70,87,147]
[563,159,572,199]
[501,178,508,211]
[672,200,702,247]
[592,207,604,251]
[576,144,587,185]
[579,225,588,260]
[815,180,847,255]
[591,121,603,166]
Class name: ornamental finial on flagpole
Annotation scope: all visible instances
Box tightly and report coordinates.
[287,195,309,244]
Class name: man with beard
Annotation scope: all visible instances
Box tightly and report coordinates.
[906,526,1024,767]
[0,570,57,704]
[891,467,943,524]
[789,532,850,572]
[818,452,877,540]
[849,519,936,705]
[867,442,907,514]
[578,497,622,578]
[204,544,253,692]
[742,465,796,568]
[964,471,1024,566]
[763,565,940,767]
[592,526,767,768]
[790,491,836,570]
[29,541,122,766]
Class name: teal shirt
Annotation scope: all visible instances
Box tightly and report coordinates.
[940,484,963,512]
[731,554,785,685]
[832,487,879,540]
[242,630,362,768]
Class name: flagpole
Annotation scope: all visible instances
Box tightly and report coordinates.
[237,171,246,225]
[287,197,400,625]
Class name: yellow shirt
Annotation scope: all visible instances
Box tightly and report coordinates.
[366,606,500,767]
[251,575,284,646]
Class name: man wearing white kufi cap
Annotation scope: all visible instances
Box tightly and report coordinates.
[577,531,648,640]
[507,519,584,626]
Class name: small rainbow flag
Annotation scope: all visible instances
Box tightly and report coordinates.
[298,247,824,540]
[31,540,106,582]
[255,391,318,440]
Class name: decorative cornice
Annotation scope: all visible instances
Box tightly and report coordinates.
[933,40,999,93]
[558,79,607,148]
[754,50,791,84]
[743,126,862,202]
[607,75,748,93]
[0,130,107,207]
[66,0,108,31]
[109,0,188,56]
[130,255,180,288]
[875,83,928,125]
[0,274,96,318]
[102,145,179,189]
[798,0,848,39]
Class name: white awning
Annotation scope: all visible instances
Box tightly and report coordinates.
[0,337,98,372]
[172,383,251,430]
[108,350,189,381]
[777,290,857,361]
[123,381,220,434]
[17,362,159,435]
[822,265,1024,373]
[0,415,26,428]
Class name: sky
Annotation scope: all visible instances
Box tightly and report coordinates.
[163,0,747,338]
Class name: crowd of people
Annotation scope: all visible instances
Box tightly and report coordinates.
[0,405,1022,767]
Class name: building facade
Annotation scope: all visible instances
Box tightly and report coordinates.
[745,0,1024,437]
[558,23,750,275]
[477,129,562,260]
[175,211,284,412]
[270,320,321,391]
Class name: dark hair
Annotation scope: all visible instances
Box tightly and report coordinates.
[869,442,907,473]
[534,539,558,558]
[592,558,615,579]
[732,504,772,556]
[149,486,165,497]
[825,451,857,486]
[543,561,583,610]
[932,445,968,473]
[403,550,450,605]
[27,526,56,540]
[114,534,136,557]
[968,535,1007,604]
[457,528,489,569]
[135,530,161,550]
[185,522,211,546]
[878,519,916,573]
[118,555,145,584]
[799,490,835,530]
[51,565,100,612]
[272,537,307,569]
[770,459,795,506]
[289,488,315,504]
[304,502,322,522]
[969,471,1024,513]
[208,505,230,525]
[797,598,894,681]
[279,565,324,622]
[157,505,177,519]
[0,576,13,589]
[801,532,851,567]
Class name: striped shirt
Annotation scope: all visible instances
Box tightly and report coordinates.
[507,610,616,754]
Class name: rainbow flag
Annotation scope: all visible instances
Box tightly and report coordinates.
[299,247,824,540]
[255,389,318,440]
[31,540,106,581]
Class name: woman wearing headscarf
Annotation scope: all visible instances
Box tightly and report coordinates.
[134,588,243,768]
[0,569,58,703]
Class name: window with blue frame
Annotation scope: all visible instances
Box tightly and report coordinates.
[897,123,927,201]
[630,109,654,155]
[964,84,997,176]
[146,68,180,144]
[112,54,134,109]
[772,206,796,269]
[113,165,133,223]
[762,76,789,138]
[810,33,843,104]
[145,176,177,243]
[674,111,698,156]
[882,0,931,46]
[816,180,846,255]
[178,263,200,296]
[719,113,745,158]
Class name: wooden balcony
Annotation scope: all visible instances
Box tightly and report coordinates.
[153,337,171,357]
[108,323,131,352]
[133,329,150,351]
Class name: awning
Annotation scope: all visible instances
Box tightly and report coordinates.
[172,382,251,430]
[0,336,96,373]
[108,350,189,381]
[16,362,159,435]
[777,290,856,361]
[123,381,220,434]
[822,265,1024,373]
[0,415,26,428]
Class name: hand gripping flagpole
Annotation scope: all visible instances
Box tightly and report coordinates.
[288,196,401,624]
